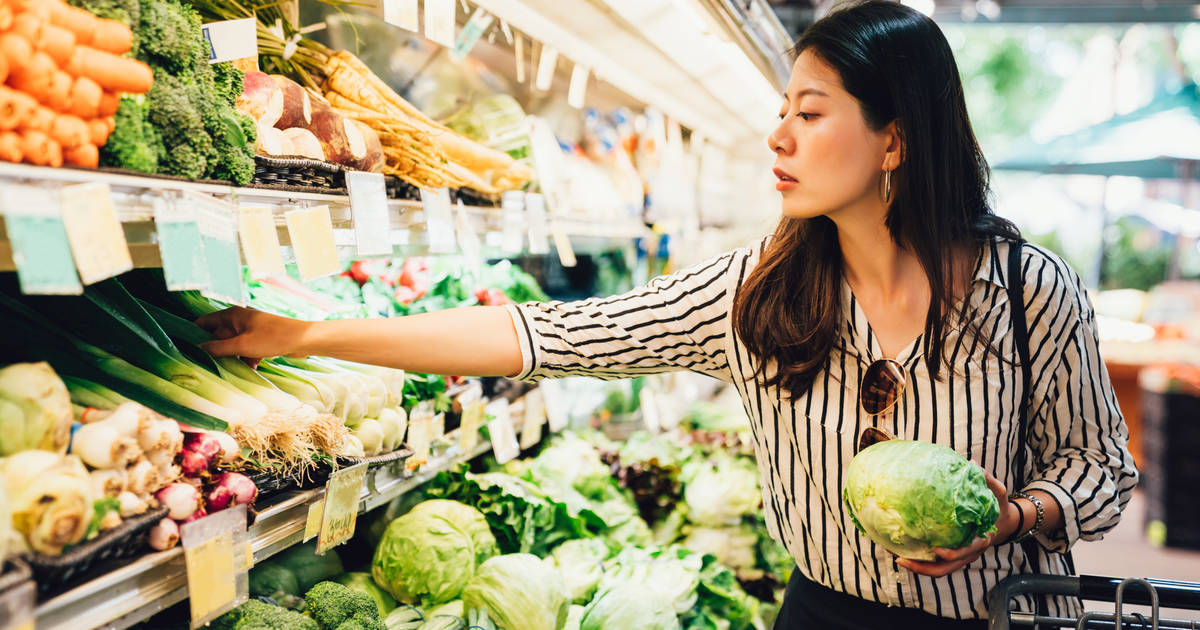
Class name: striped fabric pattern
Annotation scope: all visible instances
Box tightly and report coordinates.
[505,237,1138,620]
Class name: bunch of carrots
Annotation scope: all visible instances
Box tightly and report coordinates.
[0,0,152,168]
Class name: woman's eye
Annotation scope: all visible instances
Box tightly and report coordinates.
[798,112,816,121]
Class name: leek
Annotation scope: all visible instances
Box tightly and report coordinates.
[62,376,125,411]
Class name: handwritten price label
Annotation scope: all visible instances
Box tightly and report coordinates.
[316,463,368,555]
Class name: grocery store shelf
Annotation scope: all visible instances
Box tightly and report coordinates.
[34,418,509,630]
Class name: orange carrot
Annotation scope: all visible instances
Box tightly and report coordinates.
[47,3,97,48]
[25,105,55,132]
[0,33,33,76]
[102,115,113,133]
[13,0,54,23]
[89,18,131,55]
[87,117,108,146]
[19,129,60,166]
[9,52,56,102]
[97,91,118,116]
[7,89,37,124]
[45,71,72,112]
[0,89,19,131]
[64,141,96,167]
[66,46,153,94]
[11,13,43,47]
[0,131,23,162]
[41,23,76,66]
[0,5,14,31]
[0,54,8,86]
[68,76,100,119]
[49,113,86,148]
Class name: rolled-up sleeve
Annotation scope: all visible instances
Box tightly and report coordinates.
[503,249,747,383]
[1023,267,1139,554]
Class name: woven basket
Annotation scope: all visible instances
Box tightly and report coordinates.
[252,155,346,192]
[26,506,170,593]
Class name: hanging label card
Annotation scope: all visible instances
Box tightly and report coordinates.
[514,34,526,83]
[568,64,590,109]
[59,182,133,285]
[535,44,558,92]
[406,402,434,470]
[551,221,577,268]
[285,205,340,281]
[500,190,525,254]
[420,188,457,254]
[155,197,209,291]
[455,201,483,272]
[459,398,486,453]
[540,379,569,432]
[485,398,519,464]
[346,171,392,257]
[316,463,368,555]
[182,506,248,629]
[525,193,550,255]
[382,0,418,31]
[640,388,661,434]
[520,388,545,450]
[237,205,285,277]
[430,412,446,442]
[1,185,82,295]
[303,497,325,542]
[202,18,257,63]
[424,0,456,48]
[452,8,493,59]
[195,196,245,306]
[0,580,34,630]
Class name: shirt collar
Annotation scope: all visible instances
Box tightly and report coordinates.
[975,237,1008,289]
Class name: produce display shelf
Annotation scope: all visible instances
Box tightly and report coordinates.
[0,162,651,272]
[33,418,509,630]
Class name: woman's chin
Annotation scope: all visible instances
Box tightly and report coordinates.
[780,202,828,220]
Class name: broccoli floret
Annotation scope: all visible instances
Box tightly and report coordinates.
[101,96,162,173]
[137,0,204,73]
[211,600,319,630]
[305,582,382,630]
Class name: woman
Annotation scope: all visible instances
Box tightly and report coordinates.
[199,1,1137,626]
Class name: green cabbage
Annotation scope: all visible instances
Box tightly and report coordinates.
[842,440,999,561]
[461,554,569,630]
[580,584,679,630]
[682,456,760,526]
[372,500,499,605]
[546,539,610,603]
[597,547,699,615]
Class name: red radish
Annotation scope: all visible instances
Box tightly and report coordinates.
[155,483,203,521]
[214,472,258,507]
[208,431,241,465]
[346,120,385,172]
[281,127,325,161]
[236,71,283,126]
[180,448,210,476]
[148,518,179,550]
[271,74,311,129]
[182,508,208,524]
[206,483,233,512]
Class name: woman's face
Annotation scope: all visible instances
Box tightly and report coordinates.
[768,50,898,220]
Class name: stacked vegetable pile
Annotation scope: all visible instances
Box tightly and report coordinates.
[71,0,258,184]
[0,0,151,168]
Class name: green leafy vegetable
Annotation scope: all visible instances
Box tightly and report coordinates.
[460,554,569,630]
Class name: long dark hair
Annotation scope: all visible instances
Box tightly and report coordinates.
[732,0,1020,396]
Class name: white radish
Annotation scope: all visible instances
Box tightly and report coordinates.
[89,469,126,498]
[139,418,183,455]
[148,518,179,551]
[352,418,384,456]
[118,491,148,517]
[125,458,160,497]
[71,422,142,469]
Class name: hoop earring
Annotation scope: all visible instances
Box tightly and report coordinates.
[882,169,894,204]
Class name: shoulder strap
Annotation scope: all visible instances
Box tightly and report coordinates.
[1007,239,1033,482]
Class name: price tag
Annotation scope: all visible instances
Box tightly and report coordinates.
[382,0,418,31]
[285,205,340,281]
[525,193,550,255]
[303,497,325,542]
[424,0,456,48]
[59,182,133,285]
[406,403,434,470]
[500,191,525,254]
[451,7,493,59]
[1,185,82,294]
[202,18,257,63]
[420,188,456,254]
[455,201,482,272]
[540,379,569,432]
[459,398,486,453]
[520,388,545,450]
[514,34,526,83]
[316,462,368,555]
[182,505,248,628]
[640,388,661,434]
[237,205,285,277]
[567,63,590,109]
[155,197,209,291]
[195,196,245,306]
[346,171,392,257]
[430,412,446,441]
[485,398,519,464]
[535,44,558,92]
[0,580,34,630]
[551,221,577,268]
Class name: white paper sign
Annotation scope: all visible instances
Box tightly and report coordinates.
[500,190,524,254]
[237,205,285,278]
[202,18,257,63]
[520,388,545,450]
[540,380,569,433]
[514,35,526,84]
[346,171,392,256]
[525,193,550,255]
[455,201,482,272]
[535,45,558,92]
[420,188,457,254]
[551,221,576,268]
[568,64,590,109]
[382,0,418,31]
[59,182,133,285]
[424,0,456,48]
[486,399,519,464]
[640,389,661,434]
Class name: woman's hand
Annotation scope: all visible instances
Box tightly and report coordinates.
[896,469,1020,578]
[195,307,313,362]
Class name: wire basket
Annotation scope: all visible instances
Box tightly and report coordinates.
[26,505,170,594]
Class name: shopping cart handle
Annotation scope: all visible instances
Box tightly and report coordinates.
[988,573,1200,630]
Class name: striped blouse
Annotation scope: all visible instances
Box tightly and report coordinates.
[504,236,1138,620]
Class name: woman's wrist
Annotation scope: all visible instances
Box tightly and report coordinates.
[289,318,321,357]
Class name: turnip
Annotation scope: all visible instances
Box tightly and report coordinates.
[282,127,326,161]
[237,71,283,126]
[271,75,312,129]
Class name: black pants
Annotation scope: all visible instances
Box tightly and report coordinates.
[773,569,989,630]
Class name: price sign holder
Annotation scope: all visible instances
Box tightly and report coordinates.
[420,188,456,254]
[346,171,392,257]
[59,182,133,285]
[181,505,249,629]
[1,185,82,294]
[195,195,245,306]
[485,398,519,464]
[540,379,569,433]
[285,205,340,281]
[155,196,210,291]
[237,205,285,277]
[316,463,368,555]
[520,388,545,450]
[0,579,34,630]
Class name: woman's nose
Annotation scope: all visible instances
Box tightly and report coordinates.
[768,125,792,155]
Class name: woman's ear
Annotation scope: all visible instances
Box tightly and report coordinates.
[882,121,905,171]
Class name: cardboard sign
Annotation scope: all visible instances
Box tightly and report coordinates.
[535,44,558,92]
[568,63,590,109]
[551,221,577,268]
[303,497,325,542]
[60,182,133,285]
[202,18,258,63]
[406,402,435,470]
[1,185,82,295]
[316,463,368,554]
